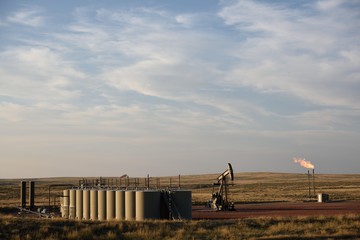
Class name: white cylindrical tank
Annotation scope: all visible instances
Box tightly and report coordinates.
[69,189,76,219]
[125,191,136,220]
[172,190,192,220]
[98,190,106,221]
[62,189,69,218]
[106,190,115,220]
[83,189,90,220]
[76,189,83,220]
[90,189,98,220]
[116,190,125,220]
[136,190,161,220]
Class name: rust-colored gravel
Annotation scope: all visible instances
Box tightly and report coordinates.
[192,201,360,219]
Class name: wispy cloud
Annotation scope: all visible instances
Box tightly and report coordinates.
[218,0,360,109]
[7,7,45,27]
[0,47,84,102]
[11,2,356,133]
[1,1,360,177]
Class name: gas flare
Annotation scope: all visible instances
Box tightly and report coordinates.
[293,157,314,169]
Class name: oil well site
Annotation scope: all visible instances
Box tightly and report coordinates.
[1,163,360,239]
[2,163,360,221]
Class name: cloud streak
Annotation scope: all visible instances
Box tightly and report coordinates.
[0,47,84,102]
[218,0,360,109]
[7,7,45,27]
[0,1,359,177]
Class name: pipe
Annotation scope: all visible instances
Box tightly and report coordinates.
[29,181,35,210]
[20,181,27,208]
[307,170,311,199]
[48,184,75,213]
[312,168,316,196]
[147,174,150,189]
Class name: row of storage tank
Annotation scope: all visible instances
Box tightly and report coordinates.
[61,189,192,221]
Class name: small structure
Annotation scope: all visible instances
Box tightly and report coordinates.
[318,193,329,203]
[19,181,35,209]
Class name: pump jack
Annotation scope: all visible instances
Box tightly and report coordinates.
[207,163,235,211]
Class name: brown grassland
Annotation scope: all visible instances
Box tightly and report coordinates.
[0,172,359,239]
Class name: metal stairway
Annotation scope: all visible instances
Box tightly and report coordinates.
[162,190,182,220]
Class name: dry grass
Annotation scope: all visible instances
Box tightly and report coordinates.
[0,214,359,239]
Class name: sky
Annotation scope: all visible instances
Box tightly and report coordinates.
[0,0,359,178]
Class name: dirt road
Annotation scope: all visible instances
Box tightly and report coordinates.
[192,201,360,219]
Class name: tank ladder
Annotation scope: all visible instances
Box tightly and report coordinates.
[163,190,182,220]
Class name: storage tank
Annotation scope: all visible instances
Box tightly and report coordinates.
[90,189,98,220]
[136,190,161,220]
[83,189,90,220]
[115,190,125,220]
[76,189,83,220]
[172,190,192,220]
[69,189,76,219]
[98,190,106,221]
[125,191,136,220]
[62,189,69,218]
[106,190,115,220]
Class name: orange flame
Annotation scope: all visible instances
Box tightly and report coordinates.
[293,157,314,169]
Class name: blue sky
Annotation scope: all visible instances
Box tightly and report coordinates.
[0,0,359,178]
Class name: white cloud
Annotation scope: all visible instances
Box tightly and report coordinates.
[175,14,193,25]
[175,13,212,27]
[1,2,360,177]
[294,109,360,130]
[316,0,346,10]
[218,0,360,109]
[7,8,44,27]
[0,102,27,122]
[0,47,84,102]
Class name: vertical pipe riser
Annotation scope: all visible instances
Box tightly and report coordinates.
[307,170,311,199]
[20,181,27,208]
[29,181,35,210]
[312,169,316,196]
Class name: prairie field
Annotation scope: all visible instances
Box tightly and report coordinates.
[0,214,359,240]
[1,172,360,207]
[0,172,359,239]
